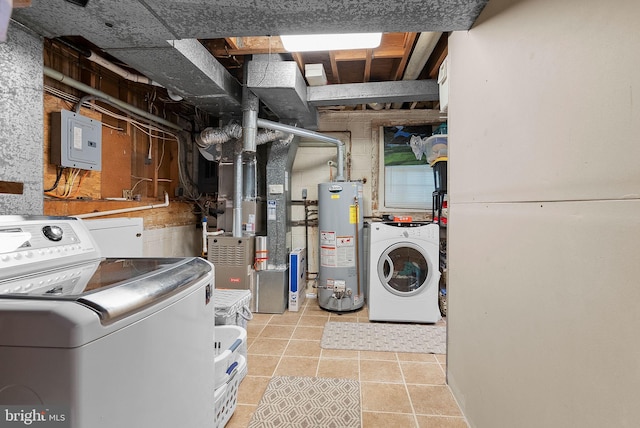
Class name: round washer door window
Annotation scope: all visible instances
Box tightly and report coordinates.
[378,242,433,297]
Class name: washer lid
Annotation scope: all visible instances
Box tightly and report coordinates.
[0,257,212,323]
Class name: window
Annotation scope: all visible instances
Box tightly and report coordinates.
[381,125,435,211]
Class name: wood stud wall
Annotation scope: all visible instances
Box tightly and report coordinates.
[43,43,197,229]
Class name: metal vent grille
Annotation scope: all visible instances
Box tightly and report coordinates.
[208,237,252,267]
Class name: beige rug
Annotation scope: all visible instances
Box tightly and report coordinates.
[321,321,447,354]
[248,376,360,428]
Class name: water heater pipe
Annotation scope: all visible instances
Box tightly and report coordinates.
[256,118,345,181]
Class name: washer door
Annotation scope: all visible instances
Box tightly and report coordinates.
[377,242,434,297]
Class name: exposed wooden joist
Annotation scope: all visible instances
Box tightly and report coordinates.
[393,32,417,81]
[330,51,340,84]
[364,49,373,83]
[423,34,449,79]
[291,52,305,77]
[428,44,448,79]
[224,37,239,50]
[215,36,285,55]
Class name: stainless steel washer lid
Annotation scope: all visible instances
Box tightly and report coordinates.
[77,257,212,323]
[0,257,214,347]
[1,257,213,323]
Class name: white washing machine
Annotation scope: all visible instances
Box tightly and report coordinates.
[368,222,441,323]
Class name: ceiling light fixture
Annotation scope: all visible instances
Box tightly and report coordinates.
[280,33,382,52]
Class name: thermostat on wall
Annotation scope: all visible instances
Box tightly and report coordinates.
[50,109,102,171]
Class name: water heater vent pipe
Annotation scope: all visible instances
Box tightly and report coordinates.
[256,118,345,181]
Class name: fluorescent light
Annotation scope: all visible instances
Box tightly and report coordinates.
[280,33,382,52]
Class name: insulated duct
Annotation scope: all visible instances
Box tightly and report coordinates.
[256,118,345,182]
[196,123,243,147]
[196,124,286,148]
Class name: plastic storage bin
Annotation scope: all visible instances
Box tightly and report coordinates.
[214,325,247,389]
[425,134,448,165]
[215,289,253,329]
[214,354,247,428]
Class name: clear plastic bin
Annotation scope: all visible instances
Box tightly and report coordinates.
[425,134,448,165]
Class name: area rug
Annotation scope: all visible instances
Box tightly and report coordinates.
[248,376,360,428]
[321,321,447,354]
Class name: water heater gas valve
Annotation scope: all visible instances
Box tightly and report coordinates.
[333,280,346,293]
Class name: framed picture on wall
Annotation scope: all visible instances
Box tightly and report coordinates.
[382,125,435,210]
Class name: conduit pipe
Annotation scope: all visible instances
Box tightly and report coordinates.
[256,118,345,181]
[44,67,183,132]
[75,192,169,219]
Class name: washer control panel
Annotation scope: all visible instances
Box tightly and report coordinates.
[0,216,101,282]
[373,222,439,241]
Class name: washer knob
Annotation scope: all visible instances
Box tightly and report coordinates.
[42,225,63,241]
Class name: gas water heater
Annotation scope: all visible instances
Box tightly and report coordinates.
[317,181,365,312]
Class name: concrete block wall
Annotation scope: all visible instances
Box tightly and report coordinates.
[0,23,43,215]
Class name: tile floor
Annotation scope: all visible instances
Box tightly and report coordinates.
[226,297,468,428]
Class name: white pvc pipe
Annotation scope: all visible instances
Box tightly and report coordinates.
[86,52,162,86]
[75,192,169,219]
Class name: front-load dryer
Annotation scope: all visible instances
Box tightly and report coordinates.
[368,222,441,323]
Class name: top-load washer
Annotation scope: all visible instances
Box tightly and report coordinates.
[0,215,215,428]
[368,222,441,323]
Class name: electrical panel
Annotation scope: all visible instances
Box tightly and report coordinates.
[51,109,102,171]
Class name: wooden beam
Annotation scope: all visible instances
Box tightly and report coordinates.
[423,34,449,79]
[224,37,239,50]
[364,49,373,83]
[292,52,305,76]
[0,181,24,195]
[393,32,417,80]
[329,52,340,84]
[332,46,405,62]
[212,36,287,55]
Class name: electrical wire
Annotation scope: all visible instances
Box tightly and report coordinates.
[43,166,65,192]
[44,85,205,207]
[44,168,88,199]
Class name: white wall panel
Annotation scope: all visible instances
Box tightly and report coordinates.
[449,0,640,204]
[447,200,640,427]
